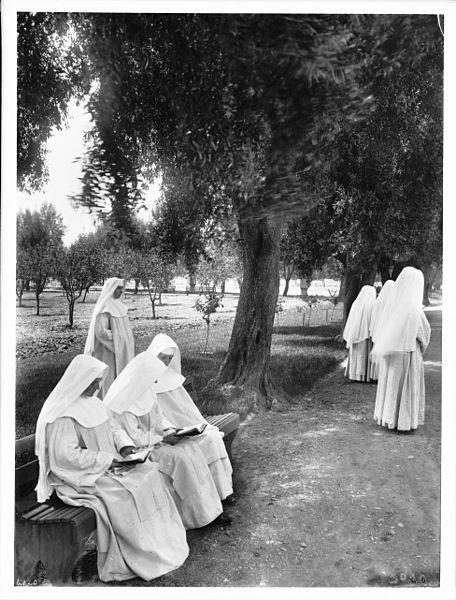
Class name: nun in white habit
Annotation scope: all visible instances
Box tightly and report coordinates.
[84,277,134,397]
[373,267,431,431]
[35,354,189,583]
[343,285,377,382]
[147,333,234,502]
[368,279,396,380]
[104,350,224,529]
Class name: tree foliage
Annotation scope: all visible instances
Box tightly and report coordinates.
[17,12,89,190]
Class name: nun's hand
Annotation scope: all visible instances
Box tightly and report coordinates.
[119,446,136,458]
[163,433,181,446]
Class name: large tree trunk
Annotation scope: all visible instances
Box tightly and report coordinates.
[69,300,75,327]
[211,216,283,412]
[282,271,292,297]
[378,256,391,284]
[342,265,376,326]
[342,267,363,326]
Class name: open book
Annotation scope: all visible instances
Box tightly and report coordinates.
[174,423,207,437]
[118,448,151,464]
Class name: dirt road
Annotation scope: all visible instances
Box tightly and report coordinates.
[73,307,441,588]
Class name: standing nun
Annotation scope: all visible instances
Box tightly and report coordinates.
[147,334,234,503]
[35,354,189,583]
[373,267,431,431]
[84,277,134,397]
[368,279,396,380]
[104,350,225,529]
[343,285,377,382]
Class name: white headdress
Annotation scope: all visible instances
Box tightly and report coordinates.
[147,333,185,393]
[35,355,109,502]
[369,279,396,344]
[104,351,168,416]
[84,277,127,355]
[343,285,377,348]
[372,267,425,355]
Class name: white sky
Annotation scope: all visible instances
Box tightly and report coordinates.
[16,99,161,245]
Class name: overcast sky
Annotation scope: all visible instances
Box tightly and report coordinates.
[16,99,160,245]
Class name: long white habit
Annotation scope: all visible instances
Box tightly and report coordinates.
[372,267,431,431]
[343,285,377,382]
[368,279,396,380]
[148,333,234,501]
[84,277,134,397]
[35,354,188,582]
[104,350,223,529]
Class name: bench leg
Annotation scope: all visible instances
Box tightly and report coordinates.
[223,431,237,463]
[15,521,41,584]
[39,523,82,583]
[16,520,84,584]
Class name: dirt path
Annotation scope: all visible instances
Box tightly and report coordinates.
[72,307,441,588]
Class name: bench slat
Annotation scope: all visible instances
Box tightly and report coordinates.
[30,505,57,521]
[39,506,80,522]
[20,503,51,520]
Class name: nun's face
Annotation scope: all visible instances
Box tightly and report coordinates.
[113,286,124,299]
[82,377,103,397]
[158,351,173,366]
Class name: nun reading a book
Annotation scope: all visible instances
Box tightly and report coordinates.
[35,354,189,583]
[104,350,229,529]
[147,333,234,504]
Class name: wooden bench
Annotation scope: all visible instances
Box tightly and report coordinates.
[15,408,240,584]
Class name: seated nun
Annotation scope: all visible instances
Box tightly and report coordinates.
[342,285,377,382]
[147,333,234,503]
[104,351,227,529]
[35,354,189,583]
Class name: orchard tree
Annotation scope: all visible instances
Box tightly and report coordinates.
[18,242,58,315]
[57,242,93,326]
[133,248,175,319]
[17,203,65,298]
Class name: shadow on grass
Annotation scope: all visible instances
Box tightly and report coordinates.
[273,324,342,337]
[15,323,346,439]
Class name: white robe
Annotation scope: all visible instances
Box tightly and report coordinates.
[156,387,234,500]
[93,313,134,397]
[114,404,223,529]
[345,339,373,382]
[373,312,431,430]
[46,416,188,582]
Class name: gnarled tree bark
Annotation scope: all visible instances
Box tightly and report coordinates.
[211,215,283,412]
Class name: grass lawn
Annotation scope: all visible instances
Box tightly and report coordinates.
[15,290,346,444]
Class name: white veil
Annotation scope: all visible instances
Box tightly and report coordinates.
[369,279,396,344]
[35,355,109,502]
[147,334,186,393]
[104,351,168,416]
[84,277,128,355]
[343,285,377,348]
[372,267,425,355]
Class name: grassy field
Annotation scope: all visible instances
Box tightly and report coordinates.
[15,290,346,441]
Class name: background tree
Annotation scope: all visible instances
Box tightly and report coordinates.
[57,241,94,327]
[17,12,89,190]
[16,203,65,314]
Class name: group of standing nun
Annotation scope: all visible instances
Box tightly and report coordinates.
[342,266,431,432]
[35,277,234,583]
